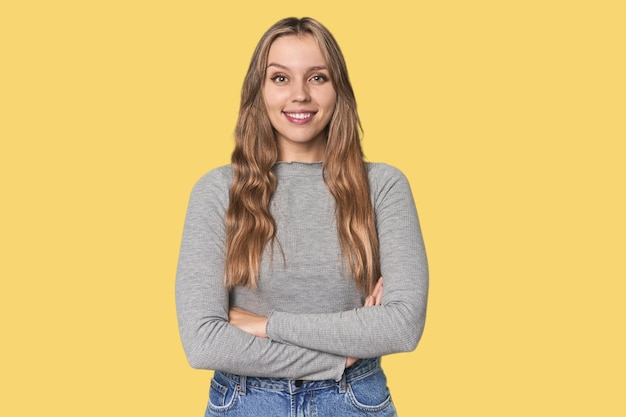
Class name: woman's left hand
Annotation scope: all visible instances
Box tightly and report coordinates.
[364,277,383,307]
[228,307,269,338]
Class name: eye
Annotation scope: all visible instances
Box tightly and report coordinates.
[310,74,329,84]
[269,74,288,84]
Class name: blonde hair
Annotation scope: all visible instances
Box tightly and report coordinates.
[225,17,380,293]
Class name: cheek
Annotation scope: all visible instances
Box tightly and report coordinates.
[321,88,337,111]
[323,94,337,118]
[262,86,277,110]
[263,85,289,110]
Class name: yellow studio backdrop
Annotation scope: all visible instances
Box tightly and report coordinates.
[1,1,624,416]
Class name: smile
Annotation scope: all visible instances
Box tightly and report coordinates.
[283,112,316,124]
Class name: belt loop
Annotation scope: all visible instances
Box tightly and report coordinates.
[239,375,247,395]
[338,371,347,393]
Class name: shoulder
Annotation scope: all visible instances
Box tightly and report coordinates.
[186,164,232,210]
[366,162,410,191]
[365,162,415,210]
[191,164,232,193]
[366,162,406,179]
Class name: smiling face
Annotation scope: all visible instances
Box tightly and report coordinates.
[263,35,337,162]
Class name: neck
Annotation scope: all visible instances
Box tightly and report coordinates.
[277,141,325,163]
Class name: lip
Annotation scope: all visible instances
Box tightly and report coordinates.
[282,110,317,125]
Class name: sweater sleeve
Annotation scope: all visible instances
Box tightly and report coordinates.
[265,164,428,358]
[175,167,346,381]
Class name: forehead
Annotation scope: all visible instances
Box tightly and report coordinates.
[267,35,327,67]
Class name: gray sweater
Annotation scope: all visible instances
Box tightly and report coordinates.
[176,161,428,381]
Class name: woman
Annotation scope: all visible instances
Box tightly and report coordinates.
[176,17,428,416]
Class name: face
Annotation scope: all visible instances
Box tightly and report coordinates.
[263,35,337,162]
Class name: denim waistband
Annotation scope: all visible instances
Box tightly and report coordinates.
[214,357,381,393]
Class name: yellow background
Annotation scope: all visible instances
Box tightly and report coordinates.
[1,1,624,416]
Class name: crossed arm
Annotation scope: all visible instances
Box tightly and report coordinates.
[228,278,385,368]
[177,164,428,380]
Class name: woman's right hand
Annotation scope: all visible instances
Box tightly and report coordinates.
[347,277,384,368]
[346,356,359,368]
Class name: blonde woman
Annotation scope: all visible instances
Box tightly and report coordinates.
[176,17,428,417]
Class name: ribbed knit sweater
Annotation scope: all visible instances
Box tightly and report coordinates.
[176,162,428,381]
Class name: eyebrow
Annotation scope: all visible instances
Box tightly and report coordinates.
[266,63,329,72]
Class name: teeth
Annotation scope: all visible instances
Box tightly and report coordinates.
[285,112,312,119]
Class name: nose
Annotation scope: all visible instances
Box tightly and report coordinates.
[291,80,310,103]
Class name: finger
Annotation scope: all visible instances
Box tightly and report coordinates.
[372,277,383,295]
[373,279,384,305]
[364,295,373,307]
[374,289,382,306]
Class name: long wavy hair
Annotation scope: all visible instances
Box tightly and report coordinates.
[225,17,380,294]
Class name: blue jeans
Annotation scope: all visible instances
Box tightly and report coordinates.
[205,358,398,417]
